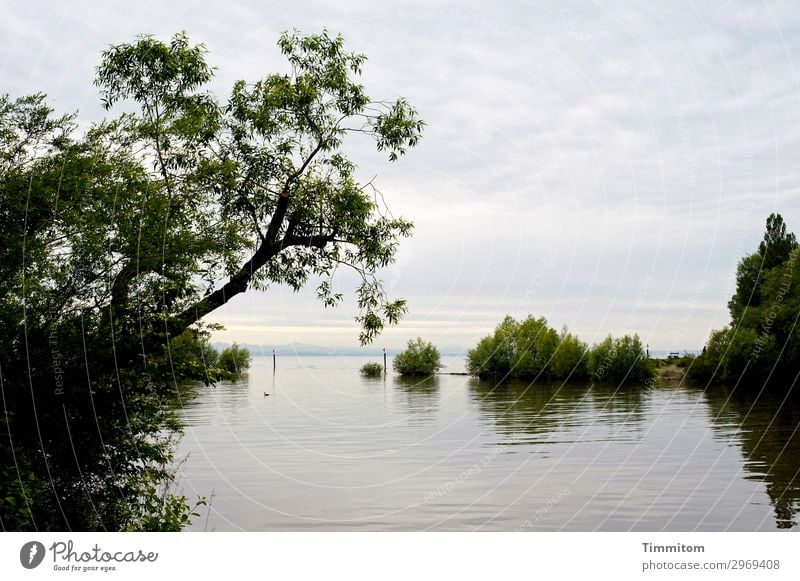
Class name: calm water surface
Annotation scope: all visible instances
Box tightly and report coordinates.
[177,356,800,531]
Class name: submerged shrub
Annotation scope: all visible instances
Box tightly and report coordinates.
[466,319,515,378]
[393,338,442,376]
[467,315,651,384]
[360,362,384,377]
[218,342,252,376]
[513,316,560,378]
[467,316,589,380]
[587,334,653,384]
[550,328,590,380]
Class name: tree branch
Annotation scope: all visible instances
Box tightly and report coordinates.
[168,235,278,335]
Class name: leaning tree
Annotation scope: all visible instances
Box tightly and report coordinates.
[0,30,423,530]
[94,29,423,344]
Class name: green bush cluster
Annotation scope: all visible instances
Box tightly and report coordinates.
[666,353,696,368]
[690,214,799,386]
[466,315,652,384]
[587,334,653,383]
[167,330,251,382]
[217,342,252,376]
[393,337,442,376]
[360,362,384,377]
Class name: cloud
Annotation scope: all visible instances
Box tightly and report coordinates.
[3,0,798,349]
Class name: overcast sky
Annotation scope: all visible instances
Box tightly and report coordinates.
[4,0,799,352]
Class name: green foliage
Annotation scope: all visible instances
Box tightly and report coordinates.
[163,328,252,382]
[360,362,383,377]
[692,214,799,386]
[692,325,778,383]
[728,253,765,321]
[467,315,650,384]
[0,417,41,531]
[587,334,653,384]
[728,213,798,323]
[218,343,251,376]
[1,29,421,531]
[164,326,221,383]
[466,318,516,378]
[551,328,590,380]
[467,316,585,381]
[119,460,206,532]
[759,213,797,270]
[669,353,696,368]
[467,315,556,379]
[513,316,560,378]
[393,338,442,376]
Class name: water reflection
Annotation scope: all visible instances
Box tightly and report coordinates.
[588,382,649,422]
[467,379,647,443]
[392,375,440,421]
[703,386,800,529]
[177,357,800,530]
[177,377,251,427]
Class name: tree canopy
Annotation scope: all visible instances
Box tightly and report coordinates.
[91,29,423,344]
[0,29,423,530]
[692,213,800,386]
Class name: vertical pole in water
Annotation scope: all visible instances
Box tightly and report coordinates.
[273,348,276,373]
[383,347,387,375]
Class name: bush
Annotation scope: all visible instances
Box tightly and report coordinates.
[165,327,223,383]
[467,315,552,379]
[468,316,652,384]
[587,334,653,384]
[550,328,590,379]
[467,316,589,380]
[360,362,384,377]
[513,316,560,377]
[393,338,442,376]
[466,322,514,378]
[671,353,696,368]
[689,326,776,384]
[218,342,251,376]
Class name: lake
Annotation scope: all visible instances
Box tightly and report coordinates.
[176,355,800,531]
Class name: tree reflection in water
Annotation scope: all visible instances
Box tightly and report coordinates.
[703,385,800,529]
[466,378,648,444]
[392,375,441,422]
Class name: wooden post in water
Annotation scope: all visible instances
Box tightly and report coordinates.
[273,348,276,373]
[383,347,387,375]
